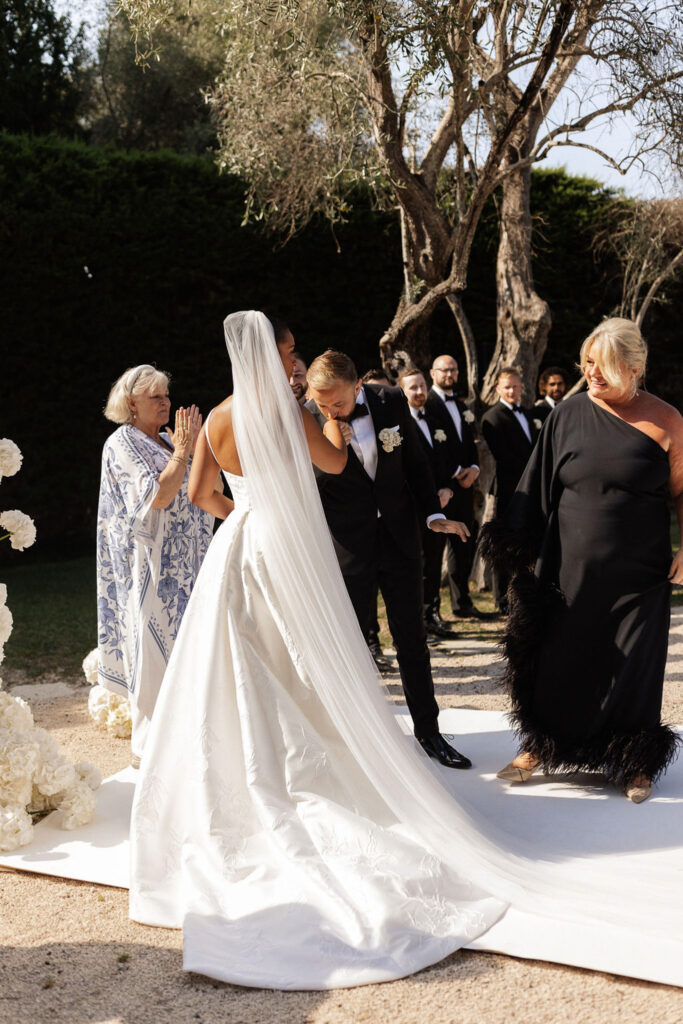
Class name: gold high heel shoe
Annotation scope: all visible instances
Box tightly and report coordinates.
[496,760,541,783]
[625,780,652,803]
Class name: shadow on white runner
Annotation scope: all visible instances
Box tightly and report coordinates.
[1,709,681,987]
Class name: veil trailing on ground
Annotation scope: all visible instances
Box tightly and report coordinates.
[224,310,679,936]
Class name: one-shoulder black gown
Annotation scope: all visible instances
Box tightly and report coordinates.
[482,392,678,785]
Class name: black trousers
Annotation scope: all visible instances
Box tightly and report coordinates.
[342,522,440,739]
[422,526,446,612]
[440,490,477,612]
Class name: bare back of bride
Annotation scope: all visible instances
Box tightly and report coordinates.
[128,311,683,990]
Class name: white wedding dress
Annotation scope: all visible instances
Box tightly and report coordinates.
[129,312,682,990]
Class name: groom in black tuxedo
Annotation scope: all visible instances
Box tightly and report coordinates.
[481,366,539,612]
[306,350,472,769]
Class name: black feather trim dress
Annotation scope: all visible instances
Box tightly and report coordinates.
[481,392,679,786]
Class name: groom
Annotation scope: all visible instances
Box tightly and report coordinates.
[306,350,472,769]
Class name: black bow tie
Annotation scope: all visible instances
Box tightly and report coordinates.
[443,393,457,402]
[349,402,369,421]
[510,404,522,413]
[416,409,426,419]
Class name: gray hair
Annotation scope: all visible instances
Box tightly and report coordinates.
[104,364,170,424]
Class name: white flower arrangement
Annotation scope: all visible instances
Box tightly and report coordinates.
[82,647,100,685]
[433,429,447,443]
[378,427,402,454]
[0,510,37,551]
[0,437,98,852]
[0,439,23,481]
[87,684,133,739]
[463,410,475,423]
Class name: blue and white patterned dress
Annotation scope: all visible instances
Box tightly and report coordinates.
[96,425,213,753]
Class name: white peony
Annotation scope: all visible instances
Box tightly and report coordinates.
[74,761,101,791]
[0,604,12,645]
[58,781,96,830]
[0,805,33,852]
[0,439,23,481]
[88,685,112,725]
[0,510,37,551]
[0,691,34,733]
[0,583,7,606]
[31,726,59,762]
[82,648,100,685]
[27,786,59,814]
[0,730,40,806]
[34,754,78,797]
[107,699,133,739]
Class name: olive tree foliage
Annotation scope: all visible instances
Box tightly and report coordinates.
[88,1,225,151]
[120,1,683,401]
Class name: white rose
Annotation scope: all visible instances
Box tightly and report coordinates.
[27,786,59,814]
[0,730,40,806]
[0,510,36,551]
[533,418,543,430]
[107,700,132,739]
[82,648,100,685]
[0,583,7,606]
[34,754,78,797]
[378,427,402,454]
[58,781,96,830]
[0,439,23,481]
[0,805,33,852]
[74,761,101,791]
[433,429,447,443]
[0,604,12,645]
[0,691,34,734]
[463,410,475,423]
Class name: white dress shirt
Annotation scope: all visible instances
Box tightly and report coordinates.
[431,384,479,477]
[410,405,433,447]
[545,395,557,408]
[350,388,378,481]
[500,398,532,442]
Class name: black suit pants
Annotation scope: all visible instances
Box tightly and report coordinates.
[441,490,476,612]
[342,521,440,739]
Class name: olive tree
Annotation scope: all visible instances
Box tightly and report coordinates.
[120,0,683,401]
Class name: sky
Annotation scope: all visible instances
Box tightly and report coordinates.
[56,0,674,200]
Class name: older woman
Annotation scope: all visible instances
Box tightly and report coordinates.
[96,365,214,764]
[483,318,683,802]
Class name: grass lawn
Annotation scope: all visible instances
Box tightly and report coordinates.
[1,556,96,678]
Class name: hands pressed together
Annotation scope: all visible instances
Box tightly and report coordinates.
[170,405,203,458]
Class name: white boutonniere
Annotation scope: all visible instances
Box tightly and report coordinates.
[433,429,447,443]
[533,419,543,430]
[463,410,475,423]
[379,427,402,453]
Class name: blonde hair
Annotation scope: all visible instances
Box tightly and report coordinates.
[579,318,647,391]
[104,364,170,424]
[307,350,358,390]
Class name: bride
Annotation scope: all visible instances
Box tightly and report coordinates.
[129,311,682,990]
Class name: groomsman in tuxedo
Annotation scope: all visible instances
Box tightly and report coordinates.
[534,366,568,422]
[425,355,485,624]
[306,350,473,769]
[398,368,455,639]
[481,366,539,613]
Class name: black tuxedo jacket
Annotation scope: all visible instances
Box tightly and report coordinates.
[533,398,553,423]
[308,384,440,572]
[480,400,538,512]
[424,389,478,521]
[408,411,452,493]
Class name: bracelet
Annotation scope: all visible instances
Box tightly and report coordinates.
[169,455,188,465]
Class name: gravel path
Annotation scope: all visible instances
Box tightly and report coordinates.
[1,611,682,1024]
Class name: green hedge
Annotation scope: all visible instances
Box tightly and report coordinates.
[1,132,679,555]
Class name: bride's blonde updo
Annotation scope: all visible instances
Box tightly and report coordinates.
[104,364,170,424]
[579,318,647,392]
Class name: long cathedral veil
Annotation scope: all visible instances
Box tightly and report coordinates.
[224,310,678,935]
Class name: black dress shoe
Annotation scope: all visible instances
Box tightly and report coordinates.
[418,733,472,769]
[368,641,392,671]
[424,614,456,639]
[453,604,498,621]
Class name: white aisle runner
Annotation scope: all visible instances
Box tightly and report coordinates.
[1,709,682,987]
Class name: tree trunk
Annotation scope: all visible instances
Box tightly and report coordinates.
[480,164,552,406]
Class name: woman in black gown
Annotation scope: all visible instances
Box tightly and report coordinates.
[483,318,683,802]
